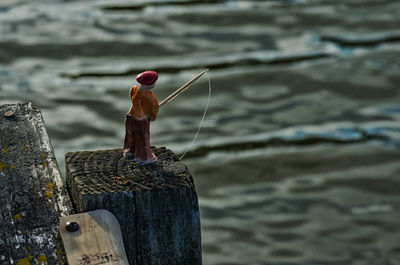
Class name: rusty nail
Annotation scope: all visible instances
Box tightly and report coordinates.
[65,221,80,232]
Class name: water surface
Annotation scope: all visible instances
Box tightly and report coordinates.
[1,0,400,264]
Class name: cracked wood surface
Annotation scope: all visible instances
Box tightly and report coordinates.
[0,103,74,264]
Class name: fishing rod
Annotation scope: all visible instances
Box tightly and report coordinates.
[159,69,209,107]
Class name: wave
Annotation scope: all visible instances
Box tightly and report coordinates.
[60,50,334,78]
[175,125,397,158]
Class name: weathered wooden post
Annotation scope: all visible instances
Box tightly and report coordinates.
[65,148,202,264]
[0,103,74,264]
[1,102,202,264]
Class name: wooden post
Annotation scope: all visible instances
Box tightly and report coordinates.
[0,103,74,264]
[65,148,202,265]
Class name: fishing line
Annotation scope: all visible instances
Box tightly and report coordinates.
[179,73,211,160]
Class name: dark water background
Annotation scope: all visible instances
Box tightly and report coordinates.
[1,0,400,264]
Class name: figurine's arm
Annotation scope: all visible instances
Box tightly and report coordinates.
[129,86,136,98]
[142,92,159,121]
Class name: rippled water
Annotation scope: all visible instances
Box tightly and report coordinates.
[1,0,400,264]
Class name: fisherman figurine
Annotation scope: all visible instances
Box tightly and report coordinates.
[123,71,159,165]
[123,69,209,165]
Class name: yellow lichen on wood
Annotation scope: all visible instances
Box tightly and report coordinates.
[40,153,48,168]
[14,213,22,221]
[45,191,52,199]
[16,245,32,265]
[45,182,54,199]
[16,257,31,265]
[0,161,6,174]
[56,249,62,260]
[1,148,9,157]
[56,249,65,265]
[37,255,48,265]
[46,182,54,191]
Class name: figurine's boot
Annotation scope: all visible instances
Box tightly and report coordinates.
[123,151,135,160]
[136,153,157,166]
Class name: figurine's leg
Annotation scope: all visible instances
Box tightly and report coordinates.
[144,120,157,162]
[123,115,135,157]
[123,130,130,153]
[123,116,130,153]
[132,118,147,161]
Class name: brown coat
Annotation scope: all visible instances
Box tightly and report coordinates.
[128,86,159,121]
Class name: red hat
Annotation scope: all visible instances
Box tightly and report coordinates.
[136,71,158,85]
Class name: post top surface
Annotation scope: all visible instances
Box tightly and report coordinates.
[66,148,194,194]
